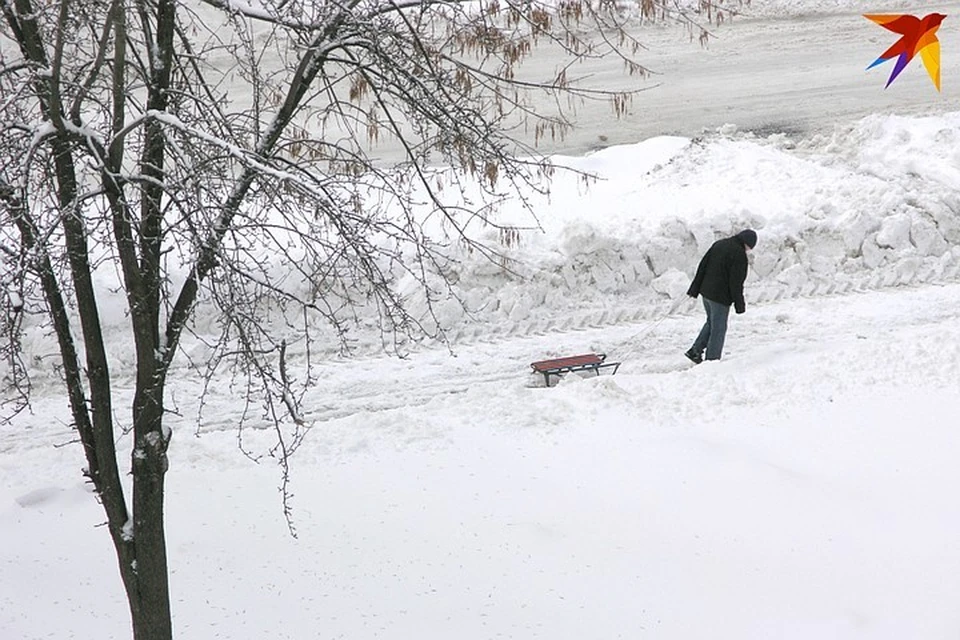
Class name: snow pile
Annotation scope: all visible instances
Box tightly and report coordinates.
[9,112,960,386]
[395,113,960,340]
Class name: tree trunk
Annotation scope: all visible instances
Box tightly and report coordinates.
[129,384,172,640]
[130,447,172,640]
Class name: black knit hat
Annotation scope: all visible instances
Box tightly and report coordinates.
[737,229,757,249]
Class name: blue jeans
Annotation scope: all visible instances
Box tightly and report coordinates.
[691,297,730,361]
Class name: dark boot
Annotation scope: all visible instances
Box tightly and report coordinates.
[684,348,703,365]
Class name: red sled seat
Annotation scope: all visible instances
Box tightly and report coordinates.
[530,353,621,387]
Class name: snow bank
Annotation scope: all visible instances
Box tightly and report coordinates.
[390,112,960,342]
[6,112,960,391]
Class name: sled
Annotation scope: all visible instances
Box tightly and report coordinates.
[530,353,621,387]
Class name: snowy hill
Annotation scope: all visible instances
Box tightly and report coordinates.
[403,113,960,340]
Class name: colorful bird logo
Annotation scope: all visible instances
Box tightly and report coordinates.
[865,13,946,91]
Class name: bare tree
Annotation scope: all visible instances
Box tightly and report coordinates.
[0,0,734,637]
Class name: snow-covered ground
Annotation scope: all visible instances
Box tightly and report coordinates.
[5,2,960,639]
[5,281,960,639]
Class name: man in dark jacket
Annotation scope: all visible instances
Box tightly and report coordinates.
[684,229,757,363]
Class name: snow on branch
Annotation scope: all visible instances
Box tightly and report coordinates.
[197,0,329,29]
[145,109,342,204]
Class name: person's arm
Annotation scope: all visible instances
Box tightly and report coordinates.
[730,253,747,313]
[687,249,711,298]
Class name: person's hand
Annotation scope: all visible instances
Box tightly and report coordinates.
[735,306,745,314]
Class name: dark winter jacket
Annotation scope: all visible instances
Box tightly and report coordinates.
[687,236,749,313]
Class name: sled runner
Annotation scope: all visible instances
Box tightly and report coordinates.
[530,353,621,387]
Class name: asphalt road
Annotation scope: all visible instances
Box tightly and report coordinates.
[358,4,960,163]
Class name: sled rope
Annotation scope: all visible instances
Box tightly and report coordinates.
[614,296,692,361]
